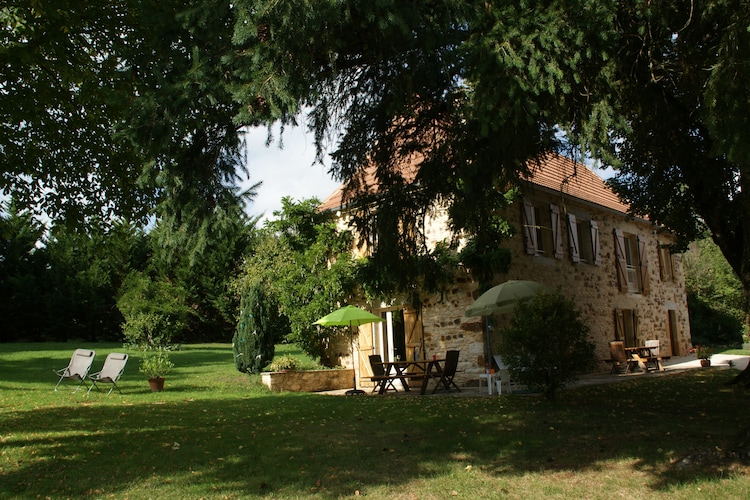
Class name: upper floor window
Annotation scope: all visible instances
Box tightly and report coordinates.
[567,214,601,265]
[614,229,650,294]
[522,197,563,259]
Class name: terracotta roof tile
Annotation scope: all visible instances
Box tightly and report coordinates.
[319,153,629,215]
[525,153,630,214]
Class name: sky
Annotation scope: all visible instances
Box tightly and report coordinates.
[241,125,340,222]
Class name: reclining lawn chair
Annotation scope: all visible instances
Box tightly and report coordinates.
[53,349,96,392]
[87,352,128,395]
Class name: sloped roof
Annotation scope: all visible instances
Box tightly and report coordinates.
[524,153,631,214]
[319,152,630,215]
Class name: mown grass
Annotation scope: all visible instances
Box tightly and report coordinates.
[1,343,749,499]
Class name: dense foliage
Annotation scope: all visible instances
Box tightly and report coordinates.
[0,204,149,342]
[1,0,248,227]
[116,271,191,349]
[0,199,254,343]
[236,198,359,364]
[230,0,619,293]
[602,1,750,300]
[683,238,746,346]
[497,289,598,399]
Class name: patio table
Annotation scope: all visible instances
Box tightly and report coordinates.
[624,346,664,372]
[418,358,446,395]
[372,359,433,394]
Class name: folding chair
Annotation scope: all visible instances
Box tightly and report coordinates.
[53,349,96,392]
[87,353,129,395]
[368,355,397,394]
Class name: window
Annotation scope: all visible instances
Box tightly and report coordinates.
[533,205,552,255]
[614,229,650,294]
[522,198,563,258]
[614,308,639,347]
[567,214,601,265]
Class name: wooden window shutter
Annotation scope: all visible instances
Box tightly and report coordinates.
[614,309,625,341]
[658,245,675,282]
[403,307,424,362]
[550,204,563,259]
[658,244,666,281]
[567,213,580,263]
[591,220,602,265]
[522,197,537,255]
[632,310,640,345]
[613,229,628,291]
[637,235,650,295]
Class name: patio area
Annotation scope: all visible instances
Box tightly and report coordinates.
[318,353,750,396]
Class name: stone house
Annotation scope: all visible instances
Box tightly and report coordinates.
[319,153,692,390]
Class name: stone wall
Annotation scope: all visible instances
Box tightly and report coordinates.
[261,369,354,392]
[417,191,692,387]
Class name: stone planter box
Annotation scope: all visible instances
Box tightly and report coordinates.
[261,369,354,393]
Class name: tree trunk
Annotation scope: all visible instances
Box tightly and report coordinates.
[725,364,750,387]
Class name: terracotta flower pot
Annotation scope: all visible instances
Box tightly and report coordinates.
[149,377,165,392]
[700,359,711,368]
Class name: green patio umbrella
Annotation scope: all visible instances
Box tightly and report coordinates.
[465,280,543,317]
[314,305,384,395]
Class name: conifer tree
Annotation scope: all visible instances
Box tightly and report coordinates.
[233,282,275,374]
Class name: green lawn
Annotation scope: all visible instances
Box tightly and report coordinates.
[1,343,749,499]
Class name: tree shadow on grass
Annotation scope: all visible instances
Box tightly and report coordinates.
[0,370,748,497]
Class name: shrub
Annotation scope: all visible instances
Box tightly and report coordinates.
[117,271,191,349]
[497,288,597,399]
[266,354,299,372]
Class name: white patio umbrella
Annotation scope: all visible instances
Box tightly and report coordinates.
[466,280,544,371]
[465,280,543,317]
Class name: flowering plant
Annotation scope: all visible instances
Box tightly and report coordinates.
[694,346,712,360]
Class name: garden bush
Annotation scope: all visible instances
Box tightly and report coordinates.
[497,288,597,399]
[116,271,191,349]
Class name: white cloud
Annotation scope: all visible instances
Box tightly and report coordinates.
[242,125,340,221]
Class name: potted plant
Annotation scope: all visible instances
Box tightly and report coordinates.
[139,349,174,391]
[695,346,712,367]
[267,354,299,372]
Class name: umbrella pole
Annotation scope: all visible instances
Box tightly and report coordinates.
[346,322,366,396]
[483,315,492,372]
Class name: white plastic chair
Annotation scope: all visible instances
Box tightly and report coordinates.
[644,340,660,357]
[492,355,519,395]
